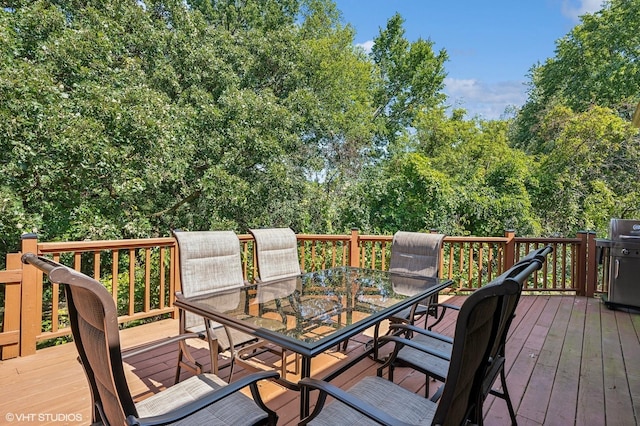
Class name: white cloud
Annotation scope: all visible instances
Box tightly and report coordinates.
[352,42,528,120]
[561,0,606,22]
[444,77,528,120]
[356,40,374,54]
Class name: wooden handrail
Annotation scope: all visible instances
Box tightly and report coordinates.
[37,237,175,252]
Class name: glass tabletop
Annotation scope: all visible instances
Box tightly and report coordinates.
[175,266,449,355]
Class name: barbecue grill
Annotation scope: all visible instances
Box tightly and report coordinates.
[596,218,640,310]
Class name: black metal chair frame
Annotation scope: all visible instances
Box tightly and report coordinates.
[378,246,553,425]
[298,267,520,425]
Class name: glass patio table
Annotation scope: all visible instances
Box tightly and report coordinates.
[174,265,452,418]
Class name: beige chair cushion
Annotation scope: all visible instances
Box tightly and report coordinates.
[136,374,269,425]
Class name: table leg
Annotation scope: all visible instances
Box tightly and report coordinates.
[299,355,312,419]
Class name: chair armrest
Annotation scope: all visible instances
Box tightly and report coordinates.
[378,334,452,362]
[387,323,454,345]
[424,302,461,330]
[122,332,204,360]
[298,378,415,426]
[433,302,460,311]
[126,370,280,426]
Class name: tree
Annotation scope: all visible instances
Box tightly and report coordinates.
[353,104,541,237]
[370,13,448,149]
[533,105,640,235]
[514,0,640,151]
[346,152,458,234]
[0,0,382,263]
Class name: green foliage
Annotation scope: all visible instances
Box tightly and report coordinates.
[371,13,448,144]
[533,105,640,235]
[514,0,640,152]
[360,108,541,237]
[0,0,381,260]
[361,153,458,234]
[1,0,640,269]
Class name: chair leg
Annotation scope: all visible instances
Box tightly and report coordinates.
[281,350,288,380]
[499,369,517,425]
[425,373,429,398]
[372,322,381,361]
[175,339,203,384]
[294,353,300,374]
[174,348,183,384]
[205,324,221,376]
[472,395,485,426]
[228,357,236,382]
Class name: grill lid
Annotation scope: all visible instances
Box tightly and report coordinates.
[609,218,640,241]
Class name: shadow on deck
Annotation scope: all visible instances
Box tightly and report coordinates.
[0,295,638,425]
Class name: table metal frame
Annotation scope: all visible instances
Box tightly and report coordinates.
[174,266,452,418]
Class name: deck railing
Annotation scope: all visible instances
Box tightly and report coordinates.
[1,229,601,359]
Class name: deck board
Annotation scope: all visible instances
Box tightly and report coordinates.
[601,304,631,425]
[1,295,639,425]
[544,296,582,426]
[516,296,563,424]
[620,310,640,423]
[577,297,606,426]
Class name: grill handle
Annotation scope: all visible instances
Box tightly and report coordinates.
[614,259,619,279]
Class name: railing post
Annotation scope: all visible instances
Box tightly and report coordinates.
[576,231,589,297]
[19,233,40,356]
[503,230,516,270]
[1,253,22,359]
[585,231,597,297]
[349,228,360,267]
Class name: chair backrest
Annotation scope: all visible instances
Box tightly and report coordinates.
[173,230,246,330]
[249,227,301,281]
[389,231,445,277]
[21,253,137,425]
[431,274,520,425]
[487,259,542,358]
[475,248,551,403]
[489,245,553,352]
[515,245,553,267]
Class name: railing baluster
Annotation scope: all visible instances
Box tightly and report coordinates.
[128,248,135,317]
[159,246,166,310]
[51,253,60,334]
[144,248,151,313]
[9,231,592,355]
[111,250,119,304]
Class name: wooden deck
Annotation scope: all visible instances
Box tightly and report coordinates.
[1,295,639,425]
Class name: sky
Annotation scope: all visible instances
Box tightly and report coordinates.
[333,0,607,120]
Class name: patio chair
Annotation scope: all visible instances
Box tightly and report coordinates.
[297,265,519,426]
[249,228,343,332]
[378,246,552,425]
[173,230,285,383]
[21,253,278,426]
[369,231,446,361]
[249,228,302,282]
